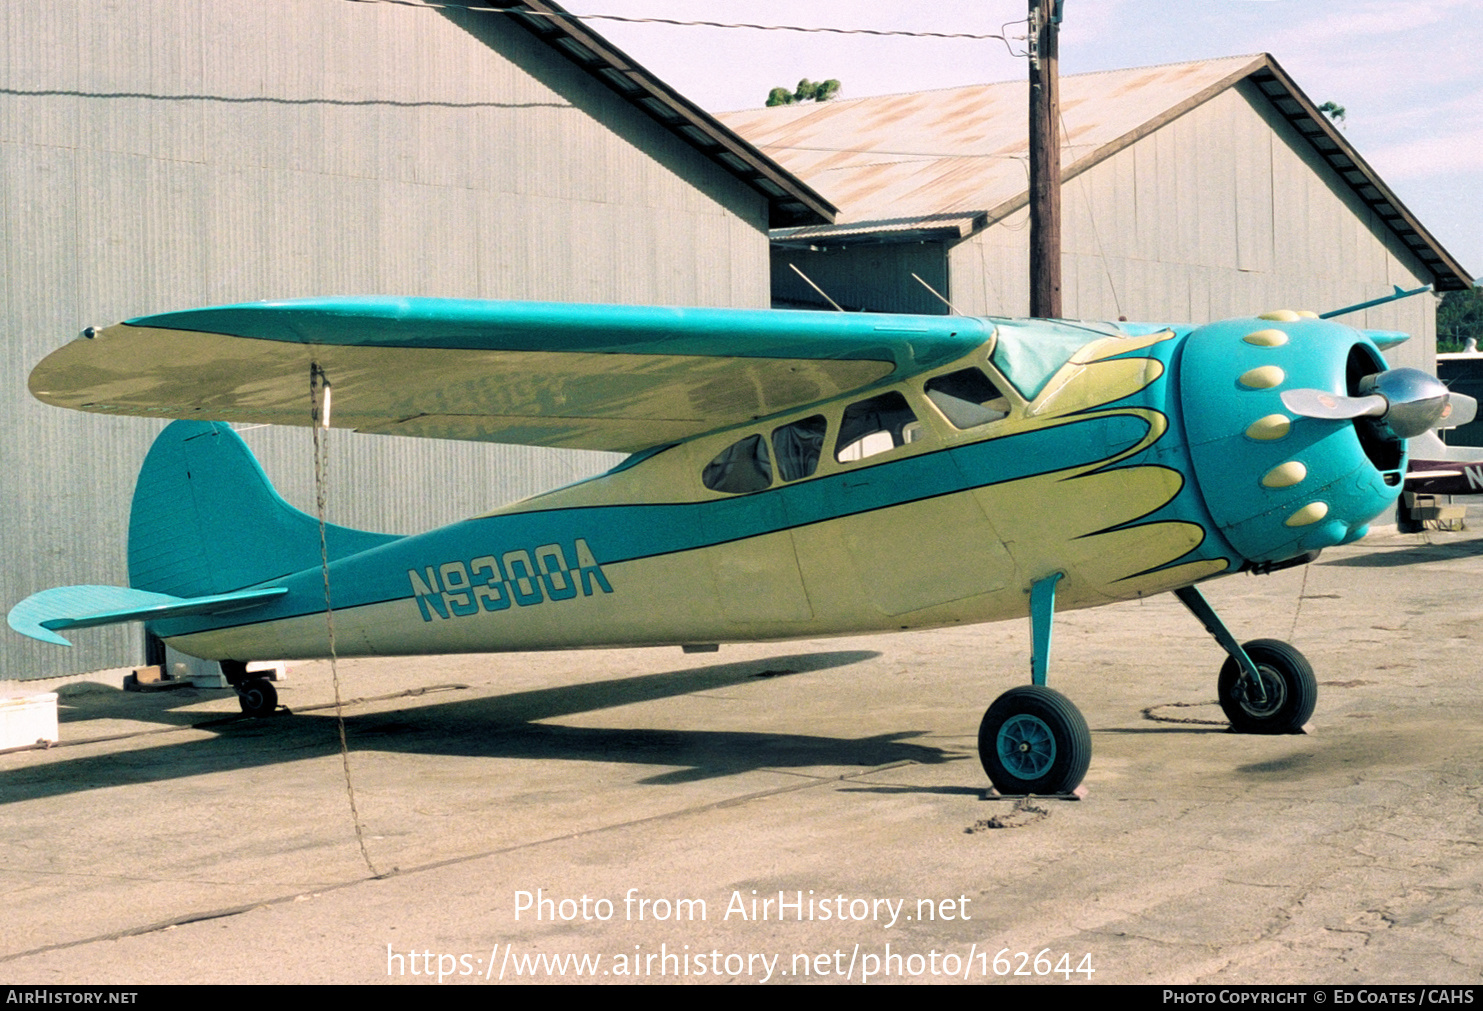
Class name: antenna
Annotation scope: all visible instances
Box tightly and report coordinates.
[789,262,844,312]
[912,272,963,315]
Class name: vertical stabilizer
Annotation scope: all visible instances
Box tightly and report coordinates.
[127,421,398,596]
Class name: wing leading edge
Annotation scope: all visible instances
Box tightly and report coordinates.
[30,298,993,453]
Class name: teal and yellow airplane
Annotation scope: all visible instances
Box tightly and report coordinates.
[9,298,1473,795]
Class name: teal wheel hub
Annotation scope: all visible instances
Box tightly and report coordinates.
[997,713,1057,780]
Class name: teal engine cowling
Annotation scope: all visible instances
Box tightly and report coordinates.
[1178,314,1409,567]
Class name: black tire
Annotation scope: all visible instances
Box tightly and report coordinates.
[978,685,1092,795]
[1217,639,1316,734]
[238,677,278,717]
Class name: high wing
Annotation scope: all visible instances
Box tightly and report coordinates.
[29,298,992,453]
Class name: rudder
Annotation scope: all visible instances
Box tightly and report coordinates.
[128,421,397,596]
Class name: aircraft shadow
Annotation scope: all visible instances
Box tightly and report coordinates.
[1,650,958,802]
[51,650,876,727]
[1322,537,1483,567]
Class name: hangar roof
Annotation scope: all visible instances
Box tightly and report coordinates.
[483,1,835,228]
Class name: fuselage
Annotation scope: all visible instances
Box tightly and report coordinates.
[155,314,1404,663]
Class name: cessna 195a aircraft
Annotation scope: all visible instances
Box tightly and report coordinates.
[9,298,1474,795]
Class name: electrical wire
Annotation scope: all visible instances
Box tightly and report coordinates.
[341,0,1019,49]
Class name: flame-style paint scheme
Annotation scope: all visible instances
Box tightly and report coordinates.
[8,299,1438,792]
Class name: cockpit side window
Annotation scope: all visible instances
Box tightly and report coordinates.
[835,392,923,463]
[702,434,772,494]
[772,415,827,482]
[925,368,1011,429]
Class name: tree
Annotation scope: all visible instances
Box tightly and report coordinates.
[765,78,842,107]
[803,78,841,102]
[1318,100,1346,127]
[1437,287,1483,353]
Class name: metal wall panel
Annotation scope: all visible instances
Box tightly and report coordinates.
[949,83,1436,369]
[949,208,1030,318]
[1,0,771,679]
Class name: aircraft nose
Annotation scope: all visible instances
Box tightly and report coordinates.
[1178,314,1417,567]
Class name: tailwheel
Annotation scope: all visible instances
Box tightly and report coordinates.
[1217,639,1315,734]
[237,677,278,718]
[978,685,1091,795]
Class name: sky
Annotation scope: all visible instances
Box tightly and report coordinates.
[559,0,1483,279]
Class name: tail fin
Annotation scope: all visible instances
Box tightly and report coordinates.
[128,421,398,596]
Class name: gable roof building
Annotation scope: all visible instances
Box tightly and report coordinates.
[720,54,1470,369]
[1,0,824,679]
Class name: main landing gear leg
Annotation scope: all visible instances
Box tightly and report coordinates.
[978,573,1092,795]
[1173,585,1316,734]
[221,659,279,718]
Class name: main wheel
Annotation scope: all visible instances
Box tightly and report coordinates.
[238,677,278,717]
[1217,639,1316,734]
[978,685,1092,795]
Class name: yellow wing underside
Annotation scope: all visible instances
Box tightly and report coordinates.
[30,324,895,453]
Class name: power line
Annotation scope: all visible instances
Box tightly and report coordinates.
[343,0,1015,45]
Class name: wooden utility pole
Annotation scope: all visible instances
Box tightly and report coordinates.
[1028,0,1062,318]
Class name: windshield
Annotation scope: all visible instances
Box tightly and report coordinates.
[988,320,1106,400]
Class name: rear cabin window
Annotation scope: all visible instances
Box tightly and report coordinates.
[925,368,1011,429]
[835,392,923,463]
[702,434,772,494]
[771,415,827,482]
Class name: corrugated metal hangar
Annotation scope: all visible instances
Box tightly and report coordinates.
[3,7,1470,682]
[0,0,829,679]
[720,54,1472,376]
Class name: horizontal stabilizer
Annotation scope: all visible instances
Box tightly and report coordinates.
[8,585,287,647]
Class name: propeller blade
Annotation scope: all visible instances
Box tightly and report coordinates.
[1439,393,1478,429]
[1280,388,1386,420]
[1281,371,1467,441]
